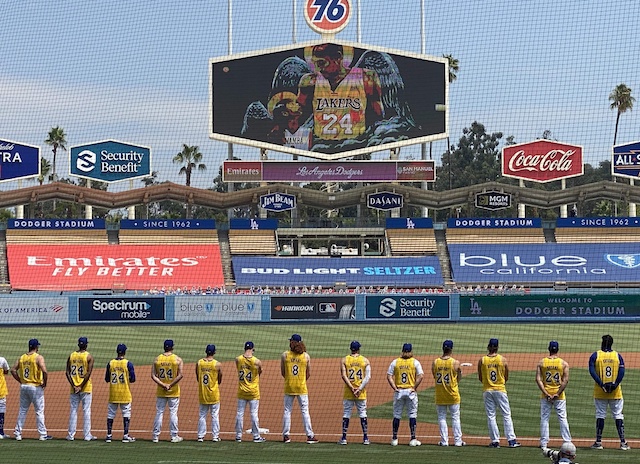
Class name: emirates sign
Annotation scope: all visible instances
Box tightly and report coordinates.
[502,140,583,183]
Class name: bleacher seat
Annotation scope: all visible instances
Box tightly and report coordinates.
[228,229,277,255]
[386,228,438,255]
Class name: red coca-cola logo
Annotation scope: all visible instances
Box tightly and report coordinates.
[502,140,583,182]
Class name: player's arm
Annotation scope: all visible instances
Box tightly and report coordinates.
[340,357,351,387]
[588,352,603,387]
[151,358,164,386]
[535,361,548,396]
[431,359,437,379]
[359,359,371,391]
[557,361,569,396]
[503,356,509,382]
[78,354,94,391]
[195,361,200,382]
[216,362,223,385]
[127,362,136,383]
[37,354,48,388]
[1,360,7,375]
[10,358,21,383]
[305,353,311,380]
[256,358,263,376]
[477,358,483,382]
[105,362,111,383]
[453,359,462,380]
[613,354,625,387]
[170,356,184,388]
[414,360,424,391]
[386,361,398,391]
[65,355,74,386]
[280,352,287,378]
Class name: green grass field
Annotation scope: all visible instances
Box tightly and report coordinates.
[0,323,638,463]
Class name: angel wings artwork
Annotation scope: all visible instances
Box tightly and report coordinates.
[241,43,421,155]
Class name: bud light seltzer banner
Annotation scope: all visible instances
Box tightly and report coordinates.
[502,140,583,183]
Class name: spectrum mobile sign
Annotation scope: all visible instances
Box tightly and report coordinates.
[502,140,583,183]
[78,297,165,322]
[70,140,151,183]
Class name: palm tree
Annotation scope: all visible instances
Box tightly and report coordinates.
[38,158,51,185]
[443,54,459,84]
[609,84,635,145]
[173,144,206,218]
[44,126,67,182]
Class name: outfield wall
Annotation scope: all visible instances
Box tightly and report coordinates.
[1,292,636,324]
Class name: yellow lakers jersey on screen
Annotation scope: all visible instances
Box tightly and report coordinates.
[236,355,261,401]
[108,358,132,404]
[593,350,623,400]
[393,357,418,389]
[155,353,180,398]
[481,354,507,392]
[197,358,220,405]
[18,353,43,386]
[283,351,308,395]
[68,351,92,393]
[433,357,460,405]
[313,68,367,140]
[540,357,565,399]
[343,354,368,400]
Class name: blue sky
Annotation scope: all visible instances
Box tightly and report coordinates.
[1,0,638,189]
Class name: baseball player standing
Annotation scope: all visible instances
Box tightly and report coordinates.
[66,336,96,441]
[589,334,629,450]
[196,344,222,442]
[339,340,371,445]
[386,343,424,447]
[0,352,9,439]
[477,338,520,448]
[10,339,51,441]
[432,340,465,447]
[281,334,318,444]
[105,343,136,443]
[152,339,184,443]
[236,341,265,443]
[535,340,571,450]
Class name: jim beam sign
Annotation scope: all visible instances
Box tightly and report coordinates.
[502,140,583,183]
[475,190,511,210]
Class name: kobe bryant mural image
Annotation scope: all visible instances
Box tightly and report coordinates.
[212,42,446,156]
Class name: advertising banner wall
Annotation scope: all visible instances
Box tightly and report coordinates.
[556,217,640,227]
[174,296,262,322]
[460,294,640,320]
[270,296,356,320]
[365,295,450,320]
[233,256,444,287]
[0,139,39,182]
[449,243,640,284]
[78,297,165,322]
[0,297,69,324]
[7,244,224,291]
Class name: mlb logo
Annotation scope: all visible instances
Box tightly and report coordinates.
[319,302,337,313]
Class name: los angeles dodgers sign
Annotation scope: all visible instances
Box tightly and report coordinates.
[304,0,352,34]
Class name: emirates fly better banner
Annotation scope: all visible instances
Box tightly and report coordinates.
[7,244,224,291]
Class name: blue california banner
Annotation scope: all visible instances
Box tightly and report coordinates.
[449,243,640,284]
[232,256,444,287]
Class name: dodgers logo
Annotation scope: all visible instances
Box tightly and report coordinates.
[606,254,640,269]
[379,297,397,317]
[76,150,96,172]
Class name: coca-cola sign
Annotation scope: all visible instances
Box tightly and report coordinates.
[502,140,583,183]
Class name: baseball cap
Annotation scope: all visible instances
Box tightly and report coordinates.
[206,344,216,355]
[443,340,454,350]
[549,340,559,351]
[350,340,361,351]
[29,338,40,348]
[78,336,88,346]
[488,338,499,347]
[560,442,576,456]
[164,339,174,350]
[402,343,412,352]
[117,343,127,353]
[290,334,302,342]
[244,341,254,350]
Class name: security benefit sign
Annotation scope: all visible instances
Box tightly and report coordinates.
[0,138,39,181]
[612,141,640,179]
[270,296,356,320]
[460,294,640,320]
[448,243,640,284]
[78,297,165,322]
[475,191,511,210]
[365,295,450,320]
[70,140,151,183]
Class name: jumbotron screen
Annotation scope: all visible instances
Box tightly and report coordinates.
[210,41,447,160]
